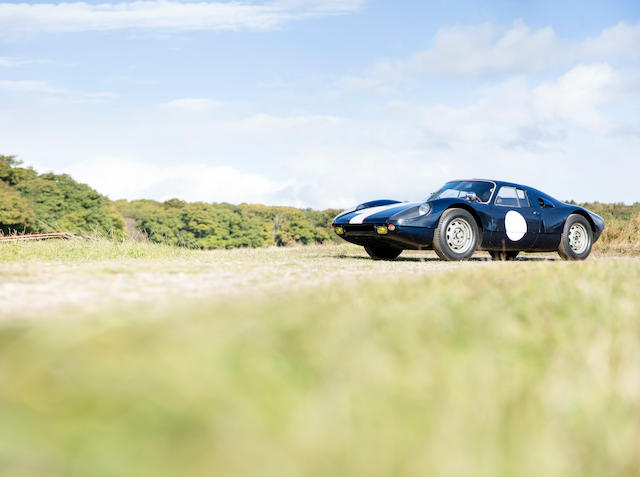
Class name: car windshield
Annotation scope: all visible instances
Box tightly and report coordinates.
[428,181,495,203]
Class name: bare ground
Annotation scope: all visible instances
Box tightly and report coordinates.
[0,243,613,318]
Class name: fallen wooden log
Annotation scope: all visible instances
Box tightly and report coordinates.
[0,233,74,242]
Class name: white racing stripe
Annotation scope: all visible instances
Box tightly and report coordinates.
[348,202,418,224]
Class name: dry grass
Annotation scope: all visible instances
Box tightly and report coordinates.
[0,237,198,262]
[595,212,640,255]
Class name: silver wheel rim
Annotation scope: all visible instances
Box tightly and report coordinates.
[569,223,589,254]
[446,218,473,254]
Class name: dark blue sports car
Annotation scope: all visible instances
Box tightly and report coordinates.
[332,179,605,261]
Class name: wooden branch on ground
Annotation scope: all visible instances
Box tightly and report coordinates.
[0,233,75,242]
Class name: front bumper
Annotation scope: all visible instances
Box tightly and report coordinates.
[333,223,435,250]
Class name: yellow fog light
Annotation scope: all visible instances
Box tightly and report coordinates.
[376,225,388,234]
[335,226,344,235]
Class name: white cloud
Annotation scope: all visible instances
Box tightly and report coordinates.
[0,56,53,67]
[66,158,289,204]
[1,63,637,208]
[0,79,61,94]
[103,75,157,86]
[338,20,640,91]
[411,20,559,75]
[0,79,116,101]
[533,63,617,130]
[0,57,20,67]
[579,21,640,61]
[158,98,223,111]
[0,0,364,33]
[375,63,619,151]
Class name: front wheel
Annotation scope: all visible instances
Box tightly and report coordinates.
[364,244,402,261]
[433,208,479,261]
[490,251,519,261]
[558,214,593,260]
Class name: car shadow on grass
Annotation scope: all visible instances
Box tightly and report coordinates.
[333,254,558,262]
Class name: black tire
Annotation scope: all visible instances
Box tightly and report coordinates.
[364,244,402,261]
[489,251,519,261]
[558,214,593,260]
[433,208,479,261]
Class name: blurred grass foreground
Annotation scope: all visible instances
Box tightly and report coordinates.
[1,241,640,477]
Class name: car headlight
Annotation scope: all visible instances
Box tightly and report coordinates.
[418,203,432,216]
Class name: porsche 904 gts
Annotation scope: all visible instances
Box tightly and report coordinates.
[331,180,604,261]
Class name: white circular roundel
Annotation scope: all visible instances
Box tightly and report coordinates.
[505,210,527,241]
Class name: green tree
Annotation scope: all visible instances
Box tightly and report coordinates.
[0,180,36,234]
[16,173,125,236]
[0,155,37,185]
[117,199,186,245]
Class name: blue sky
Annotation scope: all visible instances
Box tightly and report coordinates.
[1,0,639,208]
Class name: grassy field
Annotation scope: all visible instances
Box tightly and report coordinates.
[1,240,640,477]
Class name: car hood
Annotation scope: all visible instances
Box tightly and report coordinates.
[333,201,421,225]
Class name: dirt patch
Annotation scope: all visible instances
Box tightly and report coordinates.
[1,245,505,318]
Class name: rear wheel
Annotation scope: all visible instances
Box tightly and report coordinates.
[489,251,519,261]
[558,214,593,260]
[433,208,479,261]
[364,244,402,261]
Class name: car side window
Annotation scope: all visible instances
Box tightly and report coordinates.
[495,186,529,207]
[516,189,530,207]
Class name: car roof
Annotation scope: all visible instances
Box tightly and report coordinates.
[446,179,560,203]
[448,178,535,192]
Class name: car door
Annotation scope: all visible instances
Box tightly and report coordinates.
[488,186,541,250]
[528,193,564,250]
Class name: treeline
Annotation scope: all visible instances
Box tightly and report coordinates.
[115,199,342,249]
[0,155,341,248]
[574,201,640,223]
